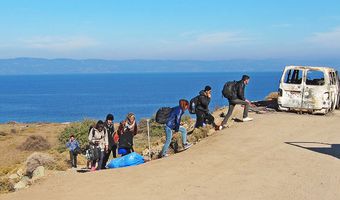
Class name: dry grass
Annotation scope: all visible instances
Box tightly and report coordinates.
[265,92,279,100]
[25,152,55,175]
[188,126,211,143]
[0,123,66,169]
[0,178,14,194]
[18,135,51,151]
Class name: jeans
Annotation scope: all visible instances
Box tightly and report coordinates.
[161,126,187,157]
[221,99,249,126]
[101,145,117,169]
[97,151,105,170]
[69,151,77,168]
[195,110,217,128]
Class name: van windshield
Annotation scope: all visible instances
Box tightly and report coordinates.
[284,69,303,84]
[306,70,324,86]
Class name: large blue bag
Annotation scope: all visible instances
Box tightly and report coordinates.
[106,152,145,169]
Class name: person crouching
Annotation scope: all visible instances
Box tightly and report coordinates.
[160,99,193,158]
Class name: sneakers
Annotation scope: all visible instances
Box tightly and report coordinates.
[158,153,169,158]
[183,142,193,150]
[90,167,96,172]
[215,125,223,131]
[242,117,253,122]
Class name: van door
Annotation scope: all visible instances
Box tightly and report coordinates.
[301,69,326,110]
[280,68,304,109]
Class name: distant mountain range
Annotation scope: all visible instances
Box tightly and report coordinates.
[0,58,339,75]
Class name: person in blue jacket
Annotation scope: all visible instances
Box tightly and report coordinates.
[160,99,193,158]
[66,135,80,168]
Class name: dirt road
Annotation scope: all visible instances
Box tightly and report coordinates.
[2,111,340,200]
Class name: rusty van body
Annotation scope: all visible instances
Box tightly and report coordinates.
[278,66,340,114]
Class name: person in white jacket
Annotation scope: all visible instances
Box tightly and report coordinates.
[88,120,108,171]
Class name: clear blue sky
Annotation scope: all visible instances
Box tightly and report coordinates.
[1,0,340,60]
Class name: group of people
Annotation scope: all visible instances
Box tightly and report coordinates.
[193,74,253,130]
[66,113,138,171]
[66,75,253,167]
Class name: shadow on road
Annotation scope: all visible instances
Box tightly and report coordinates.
[285,142,340,159]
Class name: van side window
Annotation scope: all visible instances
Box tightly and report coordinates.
[284,69,302,84]
[329,72,334,85]
[332,72,337,85]
[306,70,324,86]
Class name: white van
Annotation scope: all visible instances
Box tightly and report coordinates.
[278,66,339,114]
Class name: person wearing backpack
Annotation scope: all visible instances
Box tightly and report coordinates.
[102,113,117,169]
[160,99,193,158]
[117,113,138,156]
[195,86,222,130]
[221,75,253,127]
[66,134,80,168]
[88,120,108,171]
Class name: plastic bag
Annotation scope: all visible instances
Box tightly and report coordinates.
[106,152,144,169]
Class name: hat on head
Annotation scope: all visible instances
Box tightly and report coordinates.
[204,85,212,91]
[106,113,114,121]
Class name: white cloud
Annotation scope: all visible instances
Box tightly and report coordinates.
[20,36,99,51]
[306,27,340,48]
[193,32,250,46]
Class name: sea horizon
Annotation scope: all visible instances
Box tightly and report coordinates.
[0,72,281,123]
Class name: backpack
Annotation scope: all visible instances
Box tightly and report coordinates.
[222,81,237,99]
[155,107,173,124]
[88,126,106,141]
[189,95,199,114]
[85,146,100,161]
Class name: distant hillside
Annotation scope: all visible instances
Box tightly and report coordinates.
[0,58,339,75]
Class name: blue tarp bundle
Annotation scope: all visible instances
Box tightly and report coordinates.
[106,152,145,169]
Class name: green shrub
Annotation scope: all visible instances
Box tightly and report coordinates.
[138,118,165,138]
[58,119,96,152]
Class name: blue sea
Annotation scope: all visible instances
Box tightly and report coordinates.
[0,72,282,123]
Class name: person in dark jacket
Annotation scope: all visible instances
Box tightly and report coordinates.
[221,75,253,127]
[160,99,193,158]
[101,113,117,169]
[117,113,138,156]
[195,86,222,130]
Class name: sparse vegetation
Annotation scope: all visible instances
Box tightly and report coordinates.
[58,119,96,152]
[265,92,279,100]
[18,135,51,151]
[0,131,7,136]
[0,178,14,194]
[188,126,211,143]
[25,152,55,176]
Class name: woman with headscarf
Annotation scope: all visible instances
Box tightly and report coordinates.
[117,113,138,156]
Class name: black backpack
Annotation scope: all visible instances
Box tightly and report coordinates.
[155,107,173,124]
[222,81,237,99]
[189,95,199,114]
